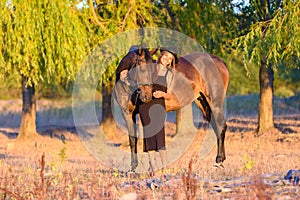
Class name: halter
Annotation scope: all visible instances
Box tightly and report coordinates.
[135,51,153,88]
[135,27,154,87]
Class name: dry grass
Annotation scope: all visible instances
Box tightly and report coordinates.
[0,98,300,199]
[1,122,299,199]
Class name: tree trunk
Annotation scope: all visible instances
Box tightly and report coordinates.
[257,59,274,135]
[18,76,38,140]
[101,80,117,139]
[162,0,178,29]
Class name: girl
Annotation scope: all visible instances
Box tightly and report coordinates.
[138,46,178,174]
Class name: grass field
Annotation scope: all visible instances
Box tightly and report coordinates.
[0,95,299,199]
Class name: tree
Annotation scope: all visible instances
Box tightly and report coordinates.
[89,0,160,132]
[161,0,238,56]
[233,0,300,134]
[0,0,90,139]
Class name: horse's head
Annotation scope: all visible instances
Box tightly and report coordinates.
[116,46,158,103]
[134,47,157,103]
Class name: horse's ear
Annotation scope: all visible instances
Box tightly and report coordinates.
[149,48,159,56]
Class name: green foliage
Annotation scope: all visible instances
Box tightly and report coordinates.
[227,59,259,95]
[167,0,239,55]
[275,86,294,98]
[274,66,300,97]
[229,0,300,100]
[232,0,300,69]
[0,0,91,87]
[88,0,161,85]
[0,0,299,98]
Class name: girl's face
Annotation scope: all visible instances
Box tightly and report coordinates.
[120,69,128,80]
[160,51,174,67]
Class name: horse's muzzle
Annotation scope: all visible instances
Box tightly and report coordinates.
[138,85,153,103]
[140,94,152,103]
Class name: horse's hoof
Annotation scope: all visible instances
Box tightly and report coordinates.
[127,169,140,178]
[147,165,155,177]
[131,167,137,172]
[213,162,224,169]
[128,169,136,174]
[216,155,226,164]
[131,165,137,172]
[147,171,155,177]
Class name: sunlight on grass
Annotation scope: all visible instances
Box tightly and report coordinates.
[0,94,299,199]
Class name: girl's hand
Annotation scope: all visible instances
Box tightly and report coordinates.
[153,91,165,98]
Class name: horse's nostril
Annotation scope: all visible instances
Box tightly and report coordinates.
[145,96,152,103]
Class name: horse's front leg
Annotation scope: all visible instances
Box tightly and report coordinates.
[123,111,138,171]
[129,134,138,171]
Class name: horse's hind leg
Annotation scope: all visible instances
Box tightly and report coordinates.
[196,92,211,121]
[197,92,226,164]
[210,108,227,164]
[215,120,227,164]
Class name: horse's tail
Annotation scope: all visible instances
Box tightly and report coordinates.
[197,92,212,122]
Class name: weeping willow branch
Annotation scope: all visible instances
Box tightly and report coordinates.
[88,0,108,34]
[120,7,132,31]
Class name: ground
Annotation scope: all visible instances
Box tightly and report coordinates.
[0,96,299,199]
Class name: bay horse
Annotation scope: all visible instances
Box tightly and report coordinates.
[114,46,157,170]
[114,46,229,171]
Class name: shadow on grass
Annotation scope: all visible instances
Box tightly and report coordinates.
[0,129,18,139]
[0,95,299,140]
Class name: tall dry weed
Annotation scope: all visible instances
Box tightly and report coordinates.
[182,158,198,200]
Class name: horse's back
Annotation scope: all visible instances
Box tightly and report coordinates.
[176,54,201,81]
[209,54,230,91]
[177,52,229,94]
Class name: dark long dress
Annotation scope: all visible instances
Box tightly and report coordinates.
[138,69,170,152]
